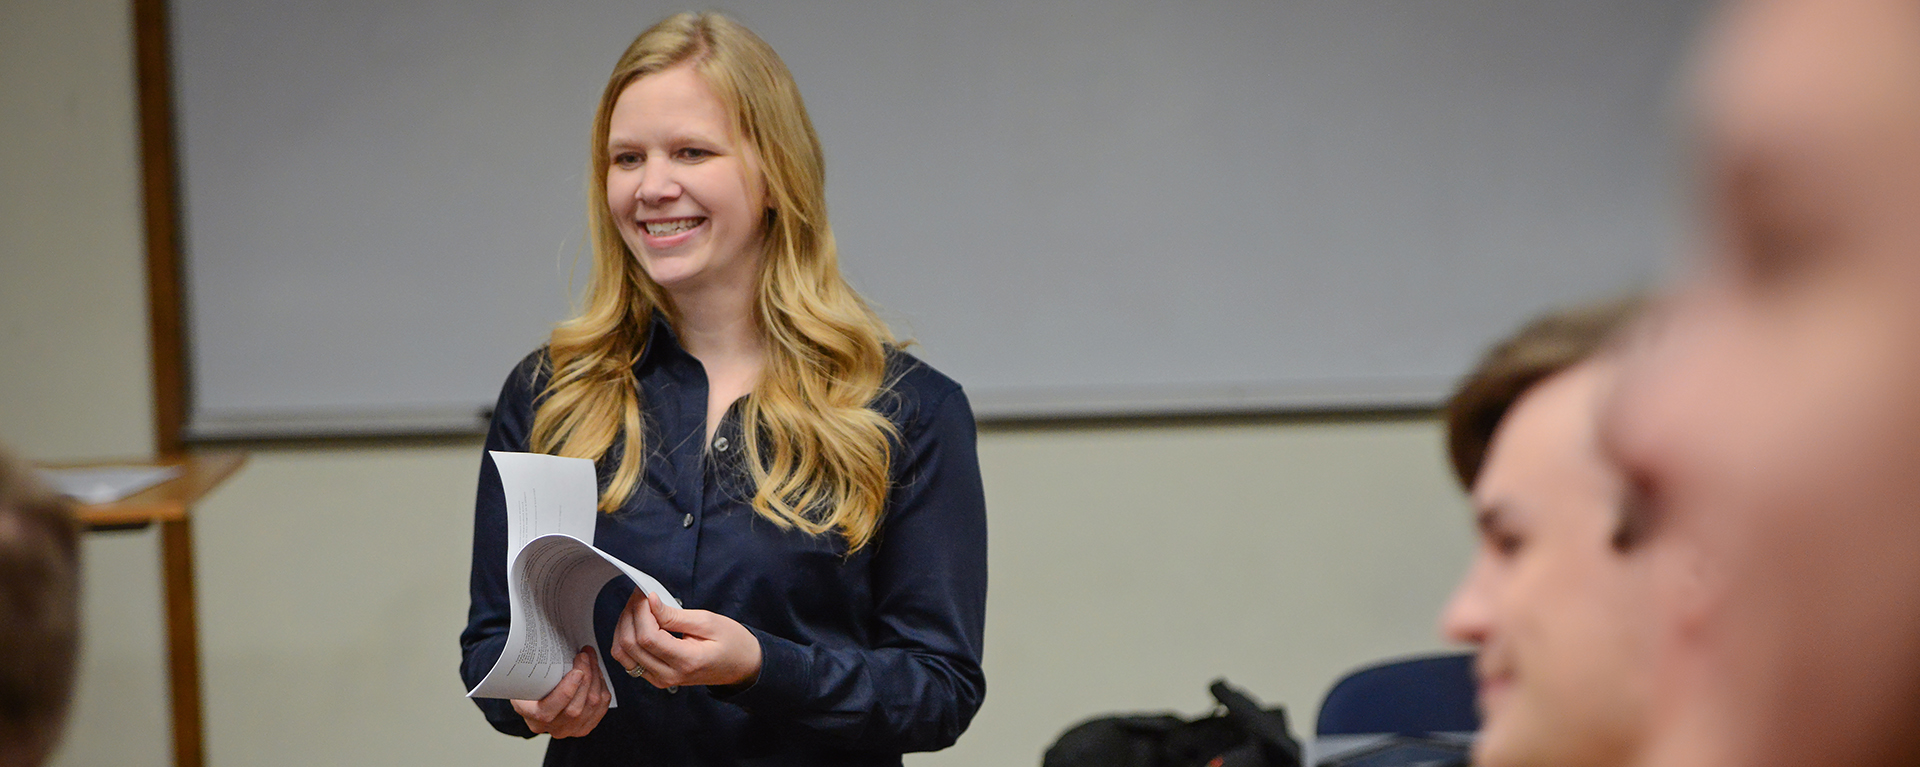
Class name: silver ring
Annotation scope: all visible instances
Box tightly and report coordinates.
[624,664,645,678]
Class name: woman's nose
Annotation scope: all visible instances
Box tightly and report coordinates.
[636,163,680,206]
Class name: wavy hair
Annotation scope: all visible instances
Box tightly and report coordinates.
[531,12,898,551]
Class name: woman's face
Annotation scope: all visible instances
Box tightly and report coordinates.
[606,64,769,303]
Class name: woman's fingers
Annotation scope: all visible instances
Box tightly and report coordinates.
[514,647,612,738]
[634,590,695,651]
[560,664,590,723]
[576,660,612,734]
[556,659,596,737]
[619,596,671,688]
[513,663,584,733]
[647,590,691,631]
[629,592,695,686]
[633,588,665,638]
[510,697,547,734]
[516,596,760,728]
[581,593,762,690]
[542,665,587,721]
[547,650,594,733]
[631,593,762,687]
[611,589,644,672]
[555,647,613,738]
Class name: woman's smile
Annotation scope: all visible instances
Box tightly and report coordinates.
[639,216,708,248]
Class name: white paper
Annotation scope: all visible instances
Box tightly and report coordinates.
[36,465,183,504]
[467,452,678,704]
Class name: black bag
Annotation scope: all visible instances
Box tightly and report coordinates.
[1042,679,1303,767]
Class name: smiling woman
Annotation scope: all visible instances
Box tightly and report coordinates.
[604,66,769,306]
[457,12,989,767]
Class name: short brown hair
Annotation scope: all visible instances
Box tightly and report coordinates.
[0,447,80,764]
[1446,295,1646,489]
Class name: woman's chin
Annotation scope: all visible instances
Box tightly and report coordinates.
[636,259,704,292]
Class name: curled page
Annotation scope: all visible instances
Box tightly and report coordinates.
[467,452,678,703]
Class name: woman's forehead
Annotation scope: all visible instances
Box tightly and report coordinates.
[614,67,726,119]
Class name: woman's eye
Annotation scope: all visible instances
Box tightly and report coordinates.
[613,151,642,167]
[676,147,713,161]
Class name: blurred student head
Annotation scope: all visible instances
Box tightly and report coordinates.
[1602,1,1920,765]
[1439,297,1648,767]
[0,449,80,767]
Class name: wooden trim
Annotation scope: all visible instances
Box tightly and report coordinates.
[76,502,187,528]
[159,518,206,767]
[135,0,189,457]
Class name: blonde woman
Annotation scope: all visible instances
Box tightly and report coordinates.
[458,13,987,766]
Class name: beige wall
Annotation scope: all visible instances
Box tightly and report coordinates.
[2,1,170,764]
[0,2,1473,765]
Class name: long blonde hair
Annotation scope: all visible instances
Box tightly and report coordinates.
[531,12,897,552]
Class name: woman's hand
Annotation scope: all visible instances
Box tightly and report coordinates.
[511,646,610,738]
[611,590,764,689]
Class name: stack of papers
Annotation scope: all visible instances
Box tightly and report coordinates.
[466,451,677,704]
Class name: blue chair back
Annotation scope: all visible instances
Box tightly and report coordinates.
[1315,653,1479,737]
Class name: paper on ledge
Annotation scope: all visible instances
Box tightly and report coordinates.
[37,465,182,504]
[466,452,677,704]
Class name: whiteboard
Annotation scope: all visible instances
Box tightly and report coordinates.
[172,0,1705,438]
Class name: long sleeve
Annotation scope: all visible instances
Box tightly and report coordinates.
[714,385,989,753]
[458,352,544,739]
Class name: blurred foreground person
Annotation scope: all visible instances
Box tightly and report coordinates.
[1438,299,1649,767]
[0,449,80,767]
[1603,1,1920,765]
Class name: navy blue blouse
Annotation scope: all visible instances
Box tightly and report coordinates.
[459,320,988,766]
